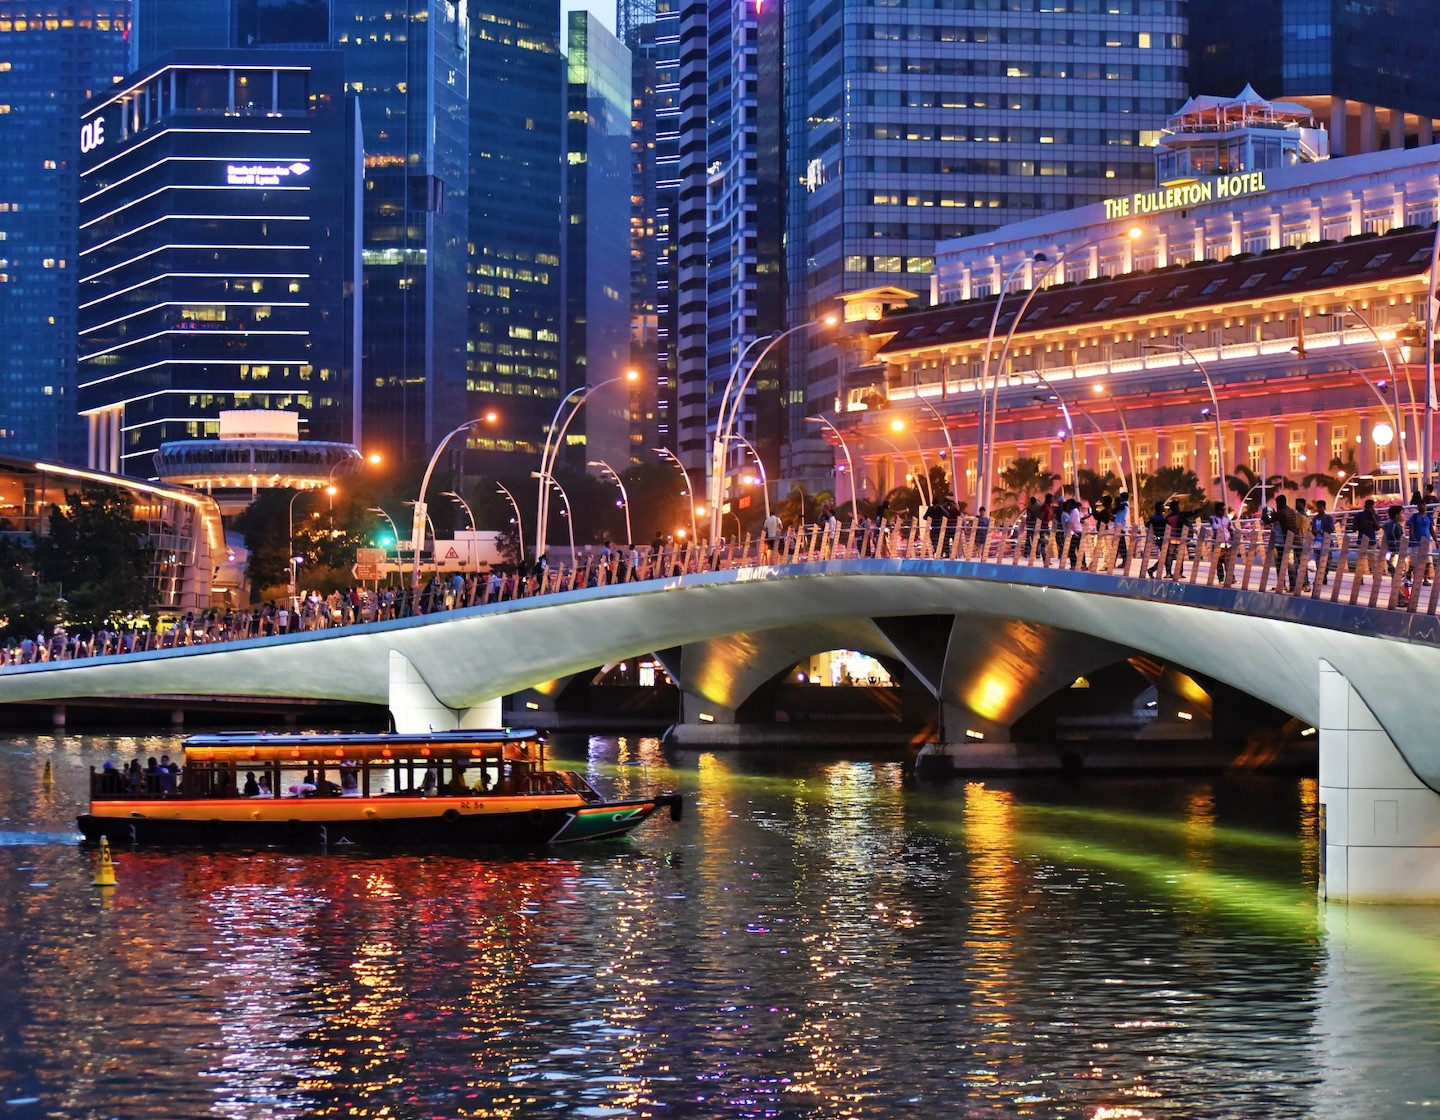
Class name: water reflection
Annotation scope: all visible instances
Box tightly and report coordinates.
[0,733,1437,1117]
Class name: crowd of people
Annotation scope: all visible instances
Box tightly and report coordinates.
[8,488,1440,669]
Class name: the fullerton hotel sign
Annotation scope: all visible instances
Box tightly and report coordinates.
[1103,171,1268,221]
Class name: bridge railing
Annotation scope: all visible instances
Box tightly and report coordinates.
[6,513,1440,667]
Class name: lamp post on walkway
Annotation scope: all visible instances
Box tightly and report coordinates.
[1090,384,1141,505]
[872,435,932,508]
[495,483,525,566]
[443,490,476,532]
[889,419,933,507]
[730,434,771,525]
[287,487,325,607]
[1347,364,1411,495]
[535,370,639,559]
[1142,341,1227,503]
[587,459,633,547]
[1347,305,1418,497]
[710,316,837,543]
[411,412,496,589]
[1024,373,1082,503]
[975,253,1046,511]
[367,506,401,584]
[913,395,956,498]
[654,446,697,544]
[805,415,856,519]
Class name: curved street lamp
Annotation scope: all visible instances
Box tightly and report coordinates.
[976,253,1048,509]
[1025,373,1081,503]
[535,370,639,559]
[805,415,856,518]
[495,483,525,566]
[442,490,476,532]
[411,412,496,588]
[730,434,771,525]
[367,506,401,583]
[913,395,956,499]
[872,435,932,508]
[1090,384,1141,504]
[587,459,633,547]
[1142,341,1227,504]
[654,446,697,545]
[1347,365,1411,494]
[710,316,837,542]
[1347,305,1417,499]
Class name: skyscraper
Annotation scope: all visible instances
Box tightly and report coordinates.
[564,12,634,471]
[466,0,565,471]
[1189,0,1440,155]
[0,1,130,464]
[77,51,358,475]
[131,0,474,467]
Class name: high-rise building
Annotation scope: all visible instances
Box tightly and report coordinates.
[77,51,358,476]
[564,12,634,471]
[131,0,473,468]
[1190,0,1440,155]
[780,0,1189,482]
[0,1,130,464]
[466,0,565,471]
[619,0,677,459]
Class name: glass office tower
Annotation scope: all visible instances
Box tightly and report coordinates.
[564,12,634,472]
[465,0,564,472]
[77,51,357,476]
[0,1,130,464]
[1190,0,1440,154]
[778,0,1189,479]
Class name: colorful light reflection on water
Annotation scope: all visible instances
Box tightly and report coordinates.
[1,732,1439,1118]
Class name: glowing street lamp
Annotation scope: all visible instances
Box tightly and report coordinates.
[535,370,639,559]
[730,435,770,525]
[495,483,525,565]
[588,459,633,546]
[443,490,476,532]
[411,412,497,588]
[806,415,855,518]
[654,446,697,545]
[710,315,838,542]
[1090,384,1140,504]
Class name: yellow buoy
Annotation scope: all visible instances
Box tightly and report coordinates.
[42,760,52,789]
[92,836,116,888]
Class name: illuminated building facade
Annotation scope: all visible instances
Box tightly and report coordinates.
[0,1,130,465]
[465,0,564,472]
[0,453,229,610]
[77,51,357,478]
[564,12,635,471]
[827,94,1440,512]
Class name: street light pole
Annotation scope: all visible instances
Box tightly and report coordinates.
[1091,385,1141,505]
[587,459,633,546]
[710,316,837,543]
[1143,341,1227,504]
[411,413,496,589]
[872,435,932,507]
[443,490,476,531]
[1347,365,1410,495]
[654,446,697,544]
[1027,373,1081,503]
[806,415,855,519]
[913,395,956,498]
[976,253,1047,511]
[730,434,770,525]
[1347,306,1418,497]
[367,506,401,584]
[495,483,525,566]
[535,370,639,559]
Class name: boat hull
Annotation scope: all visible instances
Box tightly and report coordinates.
[77,793,682,850]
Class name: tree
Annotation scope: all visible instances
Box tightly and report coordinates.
[0,537,61,640]
[32,485,155,627]
[1225,464,1297,513]
[1076,468,1125,507]
[1302,452,1360,500]
[1137,466,1205,510]
[993,456,1060,519]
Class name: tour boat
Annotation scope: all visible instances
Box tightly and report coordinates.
[77,729,683,849]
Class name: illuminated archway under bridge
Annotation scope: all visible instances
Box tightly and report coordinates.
[5,558,1440,902]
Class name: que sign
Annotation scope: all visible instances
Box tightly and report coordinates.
[79,117,106,155]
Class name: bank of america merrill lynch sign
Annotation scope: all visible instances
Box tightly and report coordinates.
[1103,170,1268,220]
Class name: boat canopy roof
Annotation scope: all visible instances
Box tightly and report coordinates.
[182,730,543,766]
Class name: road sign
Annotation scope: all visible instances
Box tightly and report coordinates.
[353,562,381,581]
[356,548,386,564]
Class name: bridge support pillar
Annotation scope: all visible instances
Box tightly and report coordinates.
[915,706,1020,774]
[388,650,501,734]
[1319,659,1440,903]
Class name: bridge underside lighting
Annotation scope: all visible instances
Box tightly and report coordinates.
[965,728,986,740]
[698,712,715,723]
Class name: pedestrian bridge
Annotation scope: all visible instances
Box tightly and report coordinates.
[5,543,1440,903]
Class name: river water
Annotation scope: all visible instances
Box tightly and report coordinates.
[1,731,1438,1119]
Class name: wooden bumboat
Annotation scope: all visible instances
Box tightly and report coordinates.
[77,729,683,849]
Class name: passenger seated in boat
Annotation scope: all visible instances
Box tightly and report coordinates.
[97,761,126,796]
[255,775,274,799]
[445,766,470,796]
[290,769,318,797]
[419,766,438,797]
[340,764,360,797]
[241,771,260,797]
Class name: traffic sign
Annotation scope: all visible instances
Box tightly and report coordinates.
[353,562,381,580]
[356,548,386,564]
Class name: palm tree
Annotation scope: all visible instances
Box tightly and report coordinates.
[994,456,1060,520]
[877,484,923,521]
[1076,468,1125,507]
[1302,452,1360,500]
[1225,463,1297,515]
[1138,466,1205,510]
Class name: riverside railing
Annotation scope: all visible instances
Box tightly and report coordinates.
[6,513,1439,667]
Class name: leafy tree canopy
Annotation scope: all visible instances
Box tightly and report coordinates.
[32,485,155,627]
